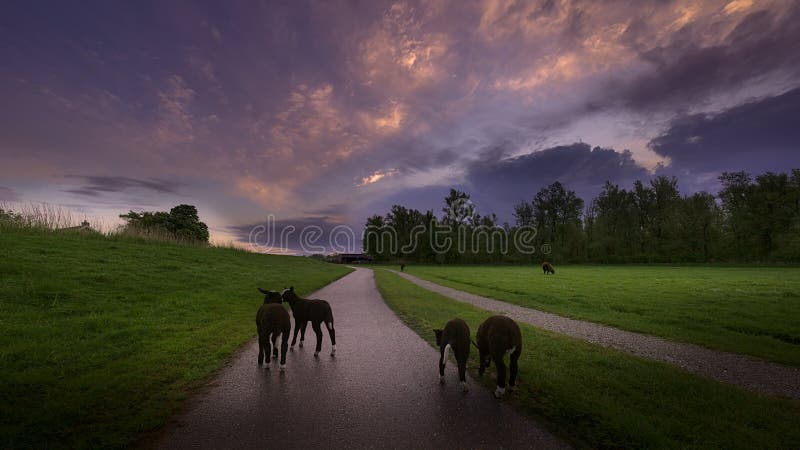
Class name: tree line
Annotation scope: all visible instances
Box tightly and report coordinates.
[362,169,800,263]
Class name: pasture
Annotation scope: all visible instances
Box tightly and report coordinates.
[400,265,800,366]
[374,269,800,449]
[0,227,351,448]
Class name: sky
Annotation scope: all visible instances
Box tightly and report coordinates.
[1,0,799,252]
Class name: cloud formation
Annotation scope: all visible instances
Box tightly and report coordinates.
[1,0,798,246]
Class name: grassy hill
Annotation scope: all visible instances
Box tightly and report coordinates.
[0,227,351,448]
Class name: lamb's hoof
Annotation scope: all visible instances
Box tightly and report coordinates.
[314,352,319,358]
[494,386,505,398]
[279,364,286,372]
[462,382,469,392]
[330,346,336,357]
[439,375,445,385]
[290,346,295,351]
[299,341,304,348]
[508,384,517,392]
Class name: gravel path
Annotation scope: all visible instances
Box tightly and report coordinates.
[390,270,800,400]
[150,268,568,449]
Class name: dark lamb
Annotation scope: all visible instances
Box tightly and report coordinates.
[282,286,336,357]
[476,315,522,398]
[434,318,471,392]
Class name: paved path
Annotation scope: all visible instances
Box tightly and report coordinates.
[391,270,800,400]
[152,268,568,449]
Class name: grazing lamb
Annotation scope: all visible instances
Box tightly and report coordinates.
[281,286,336,357]
[256,299,291,370]
[434,318,471,392]
[476,315,522,398]
[542,261,555,274]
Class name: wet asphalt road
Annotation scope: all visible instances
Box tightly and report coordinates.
[152,268,567,449]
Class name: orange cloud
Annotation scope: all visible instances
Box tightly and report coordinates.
[356,168,400,186]
[358,2,451,91]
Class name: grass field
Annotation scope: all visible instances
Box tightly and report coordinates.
[0,227,351,448]
[374,269,800,449]
[398,265,800,366]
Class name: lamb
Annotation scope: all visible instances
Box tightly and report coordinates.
[281,286,336,357]
[256,288,291,370]
[542,261,555,274]
[434,318,471,392]
[476,315,522,398]
[258,287,283,304]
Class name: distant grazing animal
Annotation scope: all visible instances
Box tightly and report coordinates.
[542,261,555,274]
[434,318,471,392]
[256,292,291,370]
[400,263,406,272]
[476,315,522,398]
[281,286,336,357]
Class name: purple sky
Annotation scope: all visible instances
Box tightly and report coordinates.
[2,0,799,251]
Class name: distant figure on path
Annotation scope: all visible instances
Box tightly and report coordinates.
[542,261,555,274]
[400,263,406,272]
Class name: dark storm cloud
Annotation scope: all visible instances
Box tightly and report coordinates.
[63,175,180,197]
[649,87,800,175]
[465,143,651,218]
[610,5,800,112]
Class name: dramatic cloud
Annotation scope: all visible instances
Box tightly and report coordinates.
[466,143,651,218]
[62,176,181,197]
[1,0,798,247]
[649,87,800,175]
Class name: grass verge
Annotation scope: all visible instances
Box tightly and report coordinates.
[0,227,351,448]
[396,265,800,366]
[374,269,800,449]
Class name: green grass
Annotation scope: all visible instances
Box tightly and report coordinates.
[0,227,351,448]
[374,269,800,449]
[396,265,800,366]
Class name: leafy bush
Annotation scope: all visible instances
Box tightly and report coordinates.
[119,204,209,243]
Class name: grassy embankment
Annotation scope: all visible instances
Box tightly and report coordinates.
[398,265,800,366]
[374,269,800,449]
[0,226,351,448]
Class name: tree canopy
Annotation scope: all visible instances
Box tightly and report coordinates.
[363,169,800,263]
[119,204,209,243]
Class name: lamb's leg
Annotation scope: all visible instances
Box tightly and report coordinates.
[271,333,279,359]
[457,353,468,392]
[508,351,520,390]
[493,353,507,398]
[438,346,446,384]
[478,349,487,376]
[311,321,323,357]
[279,333,289,371]
[299,321,309,347]
[291,322,301,348]
[258,334,265,365]
[326,321,336,356]
[264,334,272,370]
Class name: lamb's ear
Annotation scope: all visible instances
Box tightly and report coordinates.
[257,287,269,294]
[290,286,295,291]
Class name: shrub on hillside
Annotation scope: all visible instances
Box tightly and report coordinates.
[119,204,209,243]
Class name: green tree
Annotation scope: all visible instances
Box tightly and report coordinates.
[119,204,209,243]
